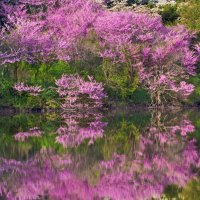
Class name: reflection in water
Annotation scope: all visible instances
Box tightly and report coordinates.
[0,109,199,199]
[56,112,107,147]
[97,122,199,199]
[14,127,42,142]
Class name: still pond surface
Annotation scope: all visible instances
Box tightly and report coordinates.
[0,108,200,199]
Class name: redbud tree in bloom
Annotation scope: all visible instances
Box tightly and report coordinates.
[0,0,102,63]
[0,0,199,105]
[93,12,199,105]
[55,74,106,109]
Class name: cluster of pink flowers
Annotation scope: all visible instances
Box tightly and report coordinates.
[56,75,106,109]
[18,0,56,6]
[147,76,195,97]
[14,127,42,141]
[0,0,101,63]
[14,82,42,96]
[170,81,195,97]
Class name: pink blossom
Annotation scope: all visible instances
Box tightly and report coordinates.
[158,75,167,84]
[183,51,197,75]
[14,82,42,96]
[56,75,106,109]
[171,81,194,97]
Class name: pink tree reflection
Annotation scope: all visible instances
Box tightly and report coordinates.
[14,127,42,141]
[2,116,200,200]
[95,120,199,200]
[56,112,107,147]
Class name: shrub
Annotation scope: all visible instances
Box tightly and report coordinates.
[159,4,179,25]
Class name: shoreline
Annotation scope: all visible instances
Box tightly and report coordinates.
[0,103,199,116]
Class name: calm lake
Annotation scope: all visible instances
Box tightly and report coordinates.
[0,107,200,199]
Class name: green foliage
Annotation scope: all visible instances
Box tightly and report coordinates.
[159,4,179,25]
[126,0,139,6]
[187,75,200,105]
[129,88,150,104]
[178,0,200,31]
[101,59,139,100]
[180,179,200,199]
[163,184,182,199]
[0,61,74,109]
[147,2,155,9]
[0,54,144,109]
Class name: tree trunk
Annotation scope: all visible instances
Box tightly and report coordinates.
[155,91,161,107]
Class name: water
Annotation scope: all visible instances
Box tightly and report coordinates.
[0,108,200,199]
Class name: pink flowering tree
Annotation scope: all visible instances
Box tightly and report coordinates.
[93,11,198,105]
[55,74,106,109]
[0,4,53,64]
[0,0,102,64]
[0,0,102,88]
[138,27,198,106]
[12,74,106,109]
